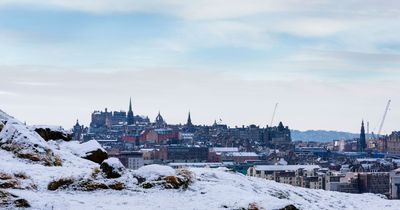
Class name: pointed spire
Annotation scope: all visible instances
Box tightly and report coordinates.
[359,120,366,152]
[127,97,135,125]
[186,111,193,127]
[278,121,284,130]
[130,98,133,109]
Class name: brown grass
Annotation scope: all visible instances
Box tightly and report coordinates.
[0,172,13,180]
[108,182,125,191]
[0,180,21,189]
[47,178,74,191]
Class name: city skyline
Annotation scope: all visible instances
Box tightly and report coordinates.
[0,1,399,133]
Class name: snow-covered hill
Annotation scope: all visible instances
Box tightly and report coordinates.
[1,110,399,210]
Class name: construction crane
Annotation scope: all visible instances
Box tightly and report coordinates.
[270,103,278,126]
[377,99,391,137]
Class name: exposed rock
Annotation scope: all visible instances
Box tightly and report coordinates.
[0,190,30,209]
[141,182,154,189]
[83,148,108,164]
[14,199,31,208]
[48,177,126,191]
[0,119,62,166]
[100,158,125,179]
[0,122,4,132]
[33,126,72,141]
[139,168,193,190]
[279,205,299,210]
[58,140,108,164]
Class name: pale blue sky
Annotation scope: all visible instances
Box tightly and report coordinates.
[0,0,399,133]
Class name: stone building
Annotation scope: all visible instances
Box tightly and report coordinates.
[264,122,292,149]
[387,131,400,154]
[247,165,322,189]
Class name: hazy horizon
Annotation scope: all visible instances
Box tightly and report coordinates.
[0,1,399,133]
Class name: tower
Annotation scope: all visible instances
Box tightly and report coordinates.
[186,111,193,127]
[127,97,135,125]
[155,111,166,127]
[359,120,366,152]
[73,119,82,141]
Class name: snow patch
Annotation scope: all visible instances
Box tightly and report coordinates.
[134,165,176,181]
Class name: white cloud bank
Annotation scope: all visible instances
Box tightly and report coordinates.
[0,68,397,133]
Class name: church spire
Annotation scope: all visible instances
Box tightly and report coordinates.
[186,111,193,127]
[127,97,135,125]
[359,120,366,152]
[129,97,132,112]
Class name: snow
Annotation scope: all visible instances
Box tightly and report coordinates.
[254,165,321,171]
[4,166,400,210]
[103,157,124,169]
[0,118,49,149]
[226,152,259,157]
[210,147,239,153]
[134,164,176,181]
[30,125,68,132]
[60,140,105,157]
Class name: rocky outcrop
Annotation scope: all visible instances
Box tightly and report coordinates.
[83,148,108,164]
[100,158,125,179]
[79,140,108,164]
[47,177,126,191]
[279,205,299,210]
[0,190,30,208]
[0,119,62,166]
[33,126,72,141]
[136,167,193,190]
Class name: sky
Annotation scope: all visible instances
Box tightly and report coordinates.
[0,0,399,133]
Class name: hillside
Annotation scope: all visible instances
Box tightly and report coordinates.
[291,130,360,142]
[1,110,399,210]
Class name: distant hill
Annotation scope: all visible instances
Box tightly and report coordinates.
[291,130,360,142]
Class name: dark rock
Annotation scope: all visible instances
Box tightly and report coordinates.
[14,199,30,208]
[83,149,108,164]
[0,190,30,209]
[279,204,299,210]
[34,127,72,141]
[141,182,154,189]
[100,158,124,179]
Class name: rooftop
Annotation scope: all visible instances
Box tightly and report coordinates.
[254,165,321,171]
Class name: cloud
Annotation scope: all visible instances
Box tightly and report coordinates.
[0,90,16,96]
[0,67,398,134]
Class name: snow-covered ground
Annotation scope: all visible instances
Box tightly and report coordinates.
[1,109,400,210]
